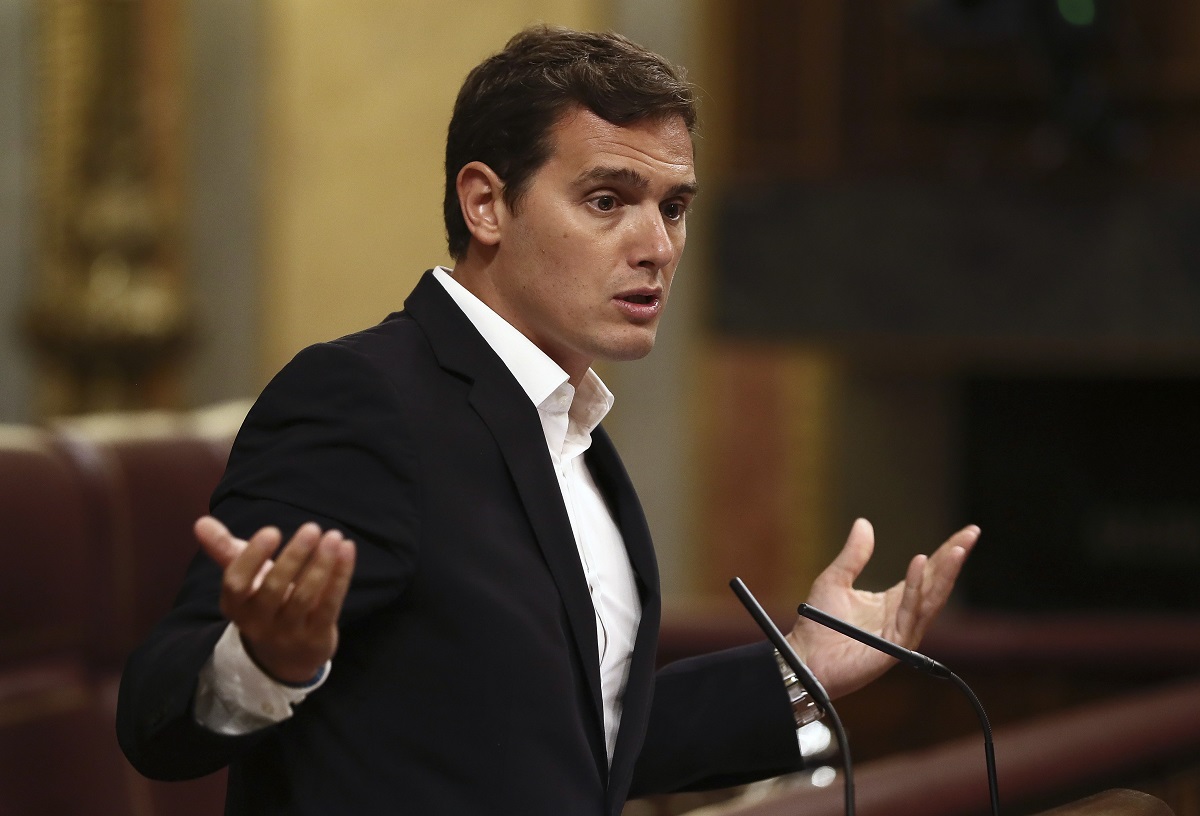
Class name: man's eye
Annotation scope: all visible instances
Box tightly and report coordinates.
[662,202,686,221]
[593,195,617,211]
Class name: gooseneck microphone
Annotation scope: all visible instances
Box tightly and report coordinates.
[730,579,855,816]
[796,603,1001,816]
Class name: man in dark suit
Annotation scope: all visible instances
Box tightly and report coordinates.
[117,26,978,814]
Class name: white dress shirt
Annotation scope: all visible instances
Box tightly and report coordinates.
[195,267,641,764]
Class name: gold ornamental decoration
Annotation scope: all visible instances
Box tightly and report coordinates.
[27,0,189,415]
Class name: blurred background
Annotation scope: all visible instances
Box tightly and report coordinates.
[3,1,1200,814]
[5,0,1200,607]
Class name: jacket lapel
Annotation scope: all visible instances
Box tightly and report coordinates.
[586,428,662,812]
[587,427,659,595]
[404,272,608,769]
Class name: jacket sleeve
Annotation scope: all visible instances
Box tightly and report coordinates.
[116,341,421,780]
[629,641,806,797]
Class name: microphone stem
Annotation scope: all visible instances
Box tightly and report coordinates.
[945,670,1000,816]
[730,580,856,815]
[827,693,856,816]
[797,603,1001,815]
[775,645,856,816]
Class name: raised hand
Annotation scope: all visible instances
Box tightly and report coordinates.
[195,515,356,685]
[785,518,978,700]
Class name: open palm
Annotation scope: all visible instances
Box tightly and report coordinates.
[785,518,978,701]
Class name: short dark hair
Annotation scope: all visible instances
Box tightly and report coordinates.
[443,25,697,259]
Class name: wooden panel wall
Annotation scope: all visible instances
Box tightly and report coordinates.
[694,1,1200,602]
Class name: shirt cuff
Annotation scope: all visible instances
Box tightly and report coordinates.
[193,623,331,735]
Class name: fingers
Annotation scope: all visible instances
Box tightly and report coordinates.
[922,525,979,604]
[255,523,322,605]
[310,537,356,629]
[936,524,979,560]
[221,525,284,602]
[893,553,928,641]
[895,525,980,644]
[218,522,355,626]
[277,529,353,626]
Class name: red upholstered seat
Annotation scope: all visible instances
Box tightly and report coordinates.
[0,662,131,816]
[0,406,246,815]
[49,406,246,815]
[0,426,96,667]
[52,406,243,670]
[0,427,133,814]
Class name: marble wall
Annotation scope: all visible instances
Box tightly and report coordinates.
[255,0,603,377]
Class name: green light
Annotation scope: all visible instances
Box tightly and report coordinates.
[1057,0,1096,26]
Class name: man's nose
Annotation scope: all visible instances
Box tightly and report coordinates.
[632,207,675,271]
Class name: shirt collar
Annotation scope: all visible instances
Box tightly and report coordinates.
[431,267,613,433]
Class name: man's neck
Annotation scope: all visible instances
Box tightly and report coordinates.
[446,256,590,386]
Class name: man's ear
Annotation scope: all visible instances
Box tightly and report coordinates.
[456,161,506,248]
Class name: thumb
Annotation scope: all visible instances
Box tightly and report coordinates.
[823,518,875,587]
[194,515,246,567]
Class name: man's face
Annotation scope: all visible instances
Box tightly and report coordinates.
[488,107,697,381]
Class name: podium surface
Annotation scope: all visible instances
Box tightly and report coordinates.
[1037,789,1174,816]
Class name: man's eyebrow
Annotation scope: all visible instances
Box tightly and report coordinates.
[574,166,649,190]
[667,180,700,199]
[573,166,699,198]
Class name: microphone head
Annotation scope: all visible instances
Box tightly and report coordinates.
[797,603,953,679]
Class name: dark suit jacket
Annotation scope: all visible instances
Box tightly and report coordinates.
[116,272,803,815]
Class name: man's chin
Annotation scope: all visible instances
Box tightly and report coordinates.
[603,337,657,364]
